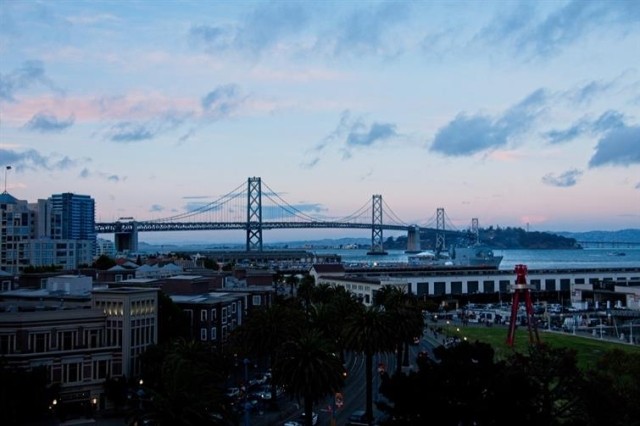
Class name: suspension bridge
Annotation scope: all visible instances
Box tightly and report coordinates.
[95,177,473,254]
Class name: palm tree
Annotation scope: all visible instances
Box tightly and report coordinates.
[229,302,304,409]
[308,286,360,362]
[342,305,395,424]
[274,329,345,426]
[374,286,424,375]
[142,338,232,425]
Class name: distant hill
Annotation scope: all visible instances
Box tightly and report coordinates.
[552,229,640,244]
[136,229,640,252]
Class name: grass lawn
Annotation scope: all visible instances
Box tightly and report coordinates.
[443,324,640,370]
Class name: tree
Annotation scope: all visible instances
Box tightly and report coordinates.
[93,254,116,270]
[374,286,424,375]
[274,329,345,426]
[308,286,360,362]
[581,348,640,426]
[342,305,394,424]
[286,274,299,296]
[157,291,190,344]
[140,338,233,425]
[229,302,305,410]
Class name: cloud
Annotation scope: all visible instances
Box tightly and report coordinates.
[568,80,615,105]
[544,110,626,144]
[589,124,640,168]
[189,2,414,61]
[0,60,61,101]
[332,1,410,58]
[78,168,124,183]
[592,110,625,132]
[0,148,79,171]
[24,112,74,132]
[149,204,164,213]
[479,1,640,58]
[183,201,218,212]
[107,122,154,142]
[303,110,401,167]
[105,111,190,143]
[430,89,547,156]
[201,84,245,119]
[189,3,309,57]
[636,182,640,190]
[541,169,583,187]
[544,121,588,145]
[346,122,398,146]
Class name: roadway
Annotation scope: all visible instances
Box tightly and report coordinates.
[254,324,441,426]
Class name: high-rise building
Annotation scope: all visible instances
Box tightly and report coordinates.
[0,192,33,274]
[50,193,96,241]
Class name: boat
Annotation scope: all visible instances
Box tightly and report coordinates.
[407,244,502,269]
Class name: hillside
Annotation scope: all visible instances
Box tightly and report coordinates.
[384,226,580,250]
[553,228,640,244]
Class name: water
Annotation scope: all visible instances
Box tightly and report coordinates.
[310,248,640,270]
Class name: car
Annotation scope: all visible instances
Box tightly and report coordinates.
[298,411,318,426]
[346,410,371,426]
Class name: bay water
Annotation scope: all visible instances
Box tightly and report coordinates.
[311,248,640,270]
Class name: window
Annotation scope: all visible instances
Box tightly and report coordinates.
[222,308,227,324]
[32,333,48,353]
[200,328,207,341]
[211,309,217,321]
[252,295,261,306]
[93,360,109,380]
[210,328,217,341]
[200,309,207,321]
[64,362,81,383]
[483,280,495,293]
[545,279,557,292]
[232,303,237,313]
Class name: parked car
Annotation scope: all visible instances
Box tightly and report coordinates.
[346,410,372,426]
[298,411,318,425]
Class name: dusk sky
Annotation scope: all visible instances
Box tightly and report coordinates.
[1,1,639,244]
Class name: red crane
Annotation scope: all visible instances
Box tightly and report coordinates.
[506,264,540,347]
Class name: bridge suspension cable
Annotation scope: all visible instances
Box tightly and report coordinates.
[381,198,410,226]
[147,180,246,222]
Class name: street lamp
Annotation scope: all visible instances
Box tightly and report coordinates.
[629,320,640,345]
[243,358,250,426]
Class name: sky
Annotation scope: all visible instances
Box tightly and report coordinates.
[1,0,639,244]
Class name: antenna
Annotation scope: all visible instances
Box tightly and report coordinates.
[3,166,11,193]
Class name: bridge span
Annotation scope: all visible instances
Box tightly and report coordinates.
[96,177,446,254]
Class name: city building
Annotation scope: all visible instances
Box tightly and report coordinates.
[318,265,640,310]
[91,287,159,379]
[0,191,96,273]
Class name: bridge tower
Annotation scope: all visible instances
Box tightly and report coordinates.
[246,177,263,251]
[435,207,445,253]
[506,264,540,347]
[471,217,479,245]
[405,225,421,253]
[367,194,387,256]
[114,221,138,253]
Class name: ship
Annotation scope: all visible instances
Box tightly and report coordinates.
[407,244,503,269]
